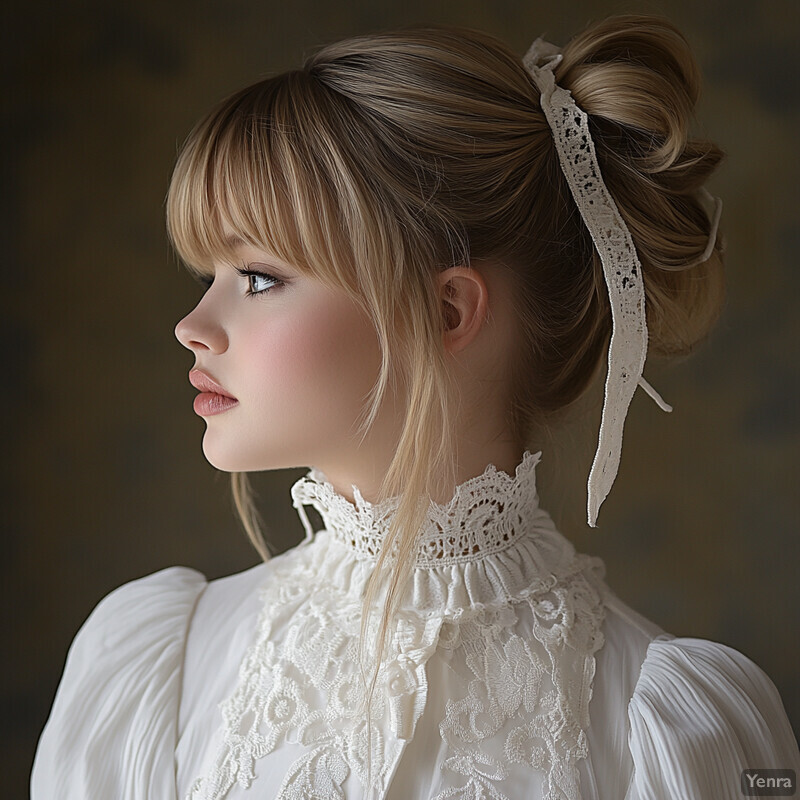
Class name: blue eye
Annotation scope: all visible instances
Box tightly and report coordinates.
[234,266,283,297]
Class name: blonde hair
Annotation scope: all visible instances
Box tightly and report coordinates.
[166,12,724,767]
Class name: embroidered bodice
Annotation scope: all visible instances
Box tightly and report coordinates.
[185,450,608,800]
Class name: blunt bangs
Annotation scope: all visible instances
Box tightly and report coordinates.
[165,71,359,293]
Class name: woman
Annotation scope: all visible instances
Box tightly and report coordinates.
[31,14,800,800]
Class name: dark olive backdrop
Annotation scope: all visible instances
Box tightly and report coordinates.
[4,0,798,794]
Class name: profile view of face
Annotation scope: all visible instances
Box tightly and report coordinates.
[174,236,389,479]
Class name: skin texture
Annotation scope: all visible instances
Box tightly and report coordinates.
[175,238,525,504]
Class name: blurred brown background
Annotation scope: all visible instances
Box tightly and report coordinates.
[4,0,798,795]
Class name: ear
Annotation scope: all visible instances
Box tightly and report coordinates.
[438,266,489,354]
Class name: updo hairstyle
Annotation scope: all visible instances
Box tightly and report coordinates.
[167,13,724,692]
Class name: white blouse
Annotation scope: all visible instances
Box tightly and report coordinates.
[31,451,800,799]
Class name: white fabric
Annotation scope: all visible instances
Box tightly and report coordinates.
[30,566,206,800]
[32,452,800,799]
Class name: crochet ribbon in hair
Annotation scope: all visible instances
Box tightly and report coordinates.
[522,38,674,527]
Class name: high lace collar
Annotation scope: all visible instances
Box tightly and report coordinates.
[286,449,600,617]
[289,450,577,578]
[287,449,602,616]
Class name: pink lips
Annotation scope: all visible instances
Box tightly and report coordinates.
[189,369,239,416]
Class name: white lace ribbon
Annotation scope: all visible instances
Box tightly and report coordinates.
[523,38,673,527]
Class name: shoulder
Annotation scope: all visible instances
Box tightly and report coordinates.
[31,566,208,800]
[83,565,207,635]
[52,566,209,681]
[43,564,209,681]
[181,557,287,659]
[626,635,800,798]
[586,591,800,798]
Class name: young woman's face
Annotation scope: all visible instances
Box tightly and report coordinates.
[174,239,397,486]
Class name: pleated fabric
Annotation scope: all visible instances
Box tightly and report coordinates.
[31,567,207,800]
[626,636,800,799]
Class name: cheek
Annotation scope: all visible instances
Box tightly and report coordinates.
[243,300,382,419]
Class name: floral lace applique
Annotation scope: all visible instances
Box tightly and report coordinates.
[186,555,442,800]
[435,559,605,800]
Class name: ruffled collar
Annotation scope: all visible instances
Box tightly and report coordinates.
[286,450,594,618]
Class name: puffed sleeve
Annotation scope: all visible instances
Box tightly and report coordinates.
[625,636,800,799]
[31,566,208,800]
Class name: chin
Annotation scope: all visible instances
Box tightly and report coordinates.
[200,435,306,474]
[201,451,236,473]
[200,436,249,473]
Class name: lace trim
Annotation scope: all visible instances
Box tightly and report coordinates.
[186,549,605,800]
[291,450,543,567]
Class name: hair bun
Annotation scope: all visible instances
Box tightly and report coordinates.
[552,15,725,356]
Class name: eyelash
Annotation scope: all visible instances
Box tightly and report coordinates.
[234,266,283,297]
[195,268,283,297]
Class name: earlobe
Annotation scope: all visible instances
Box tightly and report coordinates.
[438,267,489,354]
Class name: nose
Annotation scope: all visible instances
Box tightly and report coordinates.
[174,296,229,354]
